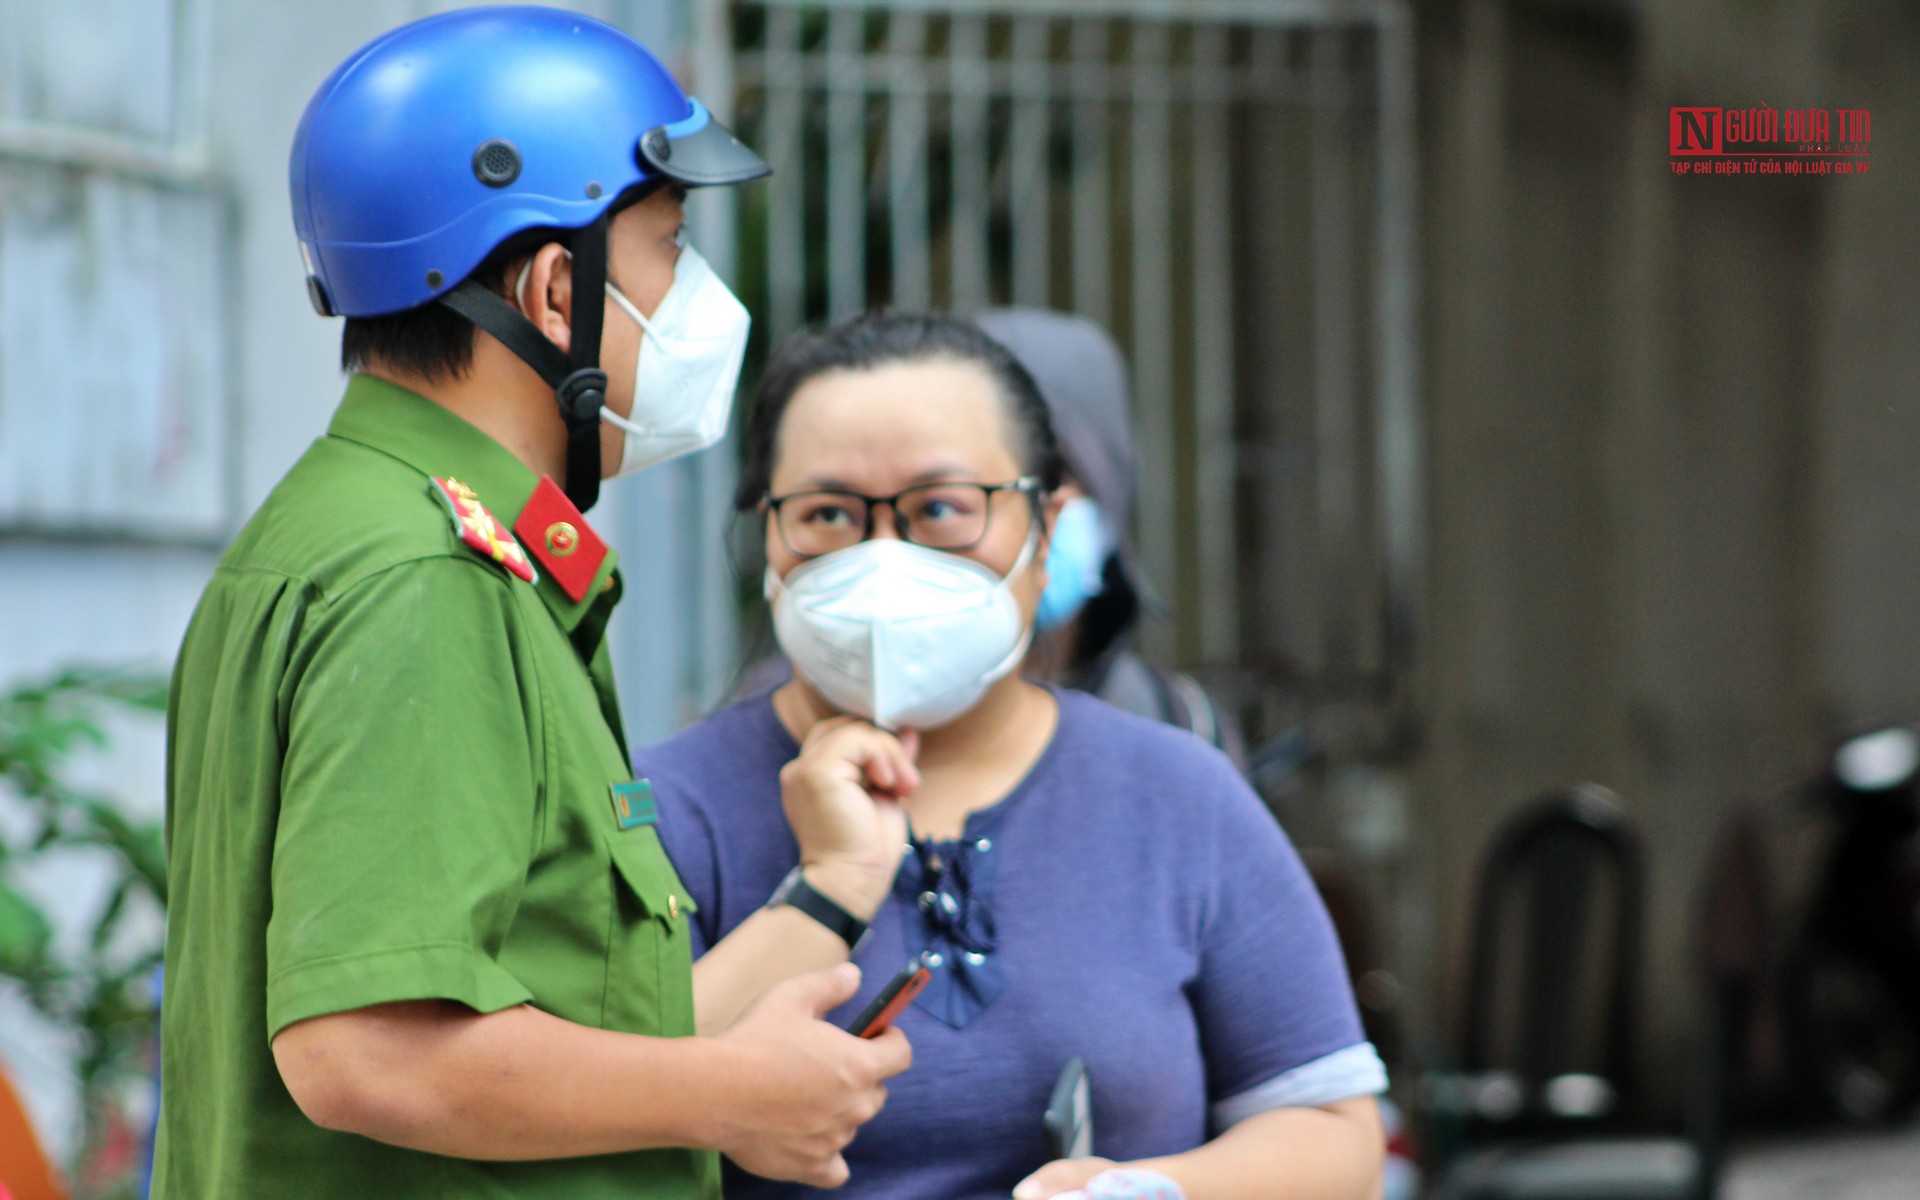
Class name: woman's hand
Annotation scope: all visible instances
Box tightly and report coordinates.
[1015,1103,1383,1200]
[693,719,918,1033]
[1016,1162,1189,1200]
[779,716,919,919]
[1014,1158,1118,1200]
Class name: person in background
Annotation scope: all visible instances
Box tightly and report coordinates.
[646,312,1387,1200]
[973,309,1243,766]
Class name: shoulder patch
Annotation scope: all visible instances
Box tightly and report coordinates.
[429,477,537,585]
[513,474,610,603]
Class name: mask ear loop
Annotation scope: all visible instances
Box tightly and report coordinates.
[605,278,665,344]
[597,284,667,441]
[520,251,675,444]
[970,510,1046,690]
[1000,516,1044,585]
[976,530,1040,691]
[556,244,688,348]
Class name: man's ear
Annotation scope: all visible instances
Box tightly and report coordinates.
[512,242,574,354]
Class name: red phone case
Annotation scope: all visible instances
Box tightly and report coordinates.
[852,962,932,1038]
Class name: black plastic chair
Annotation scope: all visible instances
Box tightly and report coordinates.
[1428,785,1713,1200]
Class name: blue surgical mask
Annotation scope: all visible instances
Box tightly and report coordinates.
[1035,497,1113,632]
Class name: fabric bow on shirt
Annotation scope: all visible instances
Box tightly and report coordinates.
[897,832,1005,1027]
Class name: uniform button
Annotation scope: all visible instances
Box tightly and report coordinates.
[965,951,986,966]
[919,891,939,911]
[975,838,993,853]
[925,952,945,968]
[667,893,680,919]
[940,893,959,916]
[545,521,580,557]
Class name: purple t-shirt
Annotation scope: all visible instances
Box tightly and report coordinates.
[642,687,1376,1200]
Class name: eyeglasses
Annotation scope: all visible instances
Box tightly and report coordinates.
[765,477,1040,559]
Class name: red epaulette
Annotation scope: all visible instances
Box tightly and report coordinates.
[429,477,537,585]
[513,475,609,603]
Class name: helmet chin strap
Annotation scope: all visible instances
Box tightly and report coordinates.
[438,210,612,513]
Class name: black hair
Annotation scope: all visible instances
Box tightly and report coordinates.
[339,182,668,382]
[339,239,527,382]
[734,311,1067,510]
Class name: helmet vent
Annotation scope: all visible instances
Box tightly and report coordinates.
[586,181,604,199]
[473,139,522,187]
[425,269,445,290]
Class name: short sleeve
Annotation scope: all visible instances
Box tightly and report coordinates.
[265,557,539,1038]
[1191,765,1375,1106]
[653,772,726,956]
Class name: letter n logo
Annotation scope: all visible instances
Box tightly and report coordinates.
[1670,107,1722,155]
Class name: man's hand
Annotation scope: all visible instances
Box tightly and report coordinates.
[712,963,913,1187]
[779,717,918,918]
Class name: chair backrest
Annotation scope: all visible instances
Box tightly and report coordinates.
[1464,785,1646,1126]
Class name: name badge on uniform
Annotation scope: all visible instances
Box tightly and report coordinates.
[610,780,658,830]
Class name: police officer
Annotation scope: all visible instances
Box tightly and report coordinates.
[159,9,908,1198]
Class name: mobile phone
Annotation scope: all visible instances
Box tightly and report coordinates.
[1043,1056,1093,1160]
[847,955,932,1038]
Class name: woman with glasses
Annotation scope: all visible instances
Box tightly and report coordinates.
[645,313,1387,1200]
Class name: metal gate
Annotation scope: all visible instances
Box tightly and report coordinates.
[696,0,1420,763]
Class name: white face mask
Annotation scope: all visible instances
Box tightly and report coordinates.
[766,530,1040,730]
[518,243,751,478]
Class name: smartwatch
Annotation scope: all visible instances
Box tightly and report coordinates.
[769,866,871,953]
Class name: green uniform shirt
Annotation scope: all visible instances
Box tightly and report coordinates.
[158,375,718,1199]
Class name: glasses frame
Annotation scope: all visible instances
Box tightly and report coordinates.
[764,476,1043,560]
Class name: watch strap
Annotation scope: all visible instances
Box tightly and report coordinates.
[771,866,870,952]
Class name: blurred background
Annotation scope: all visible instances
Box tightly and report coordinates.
[0,0,1914,1196]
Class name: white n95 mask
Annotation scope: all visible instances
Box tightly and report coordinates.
[519,243,750,478]
[766,532,1040,730]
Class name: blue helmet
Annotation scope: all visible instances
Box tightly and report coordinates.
[290,5,767,319]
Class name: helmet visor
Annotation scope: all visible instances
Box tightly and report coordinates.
[639,103,770,188]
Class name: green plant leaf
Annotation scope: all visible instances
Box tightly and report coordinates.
[82,801,168,900]
[0,661,169,1194]
[0,879,54,977]
[91,880,131,952]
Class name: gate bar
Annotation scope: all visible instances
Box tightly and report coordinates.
[825,7,868,319]
[886,13,932,308]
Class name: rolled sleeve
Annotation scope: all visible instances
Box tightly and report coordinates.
[268,941,534,1035]
[1210,1042,1389,1129]
[266,557,541,1039]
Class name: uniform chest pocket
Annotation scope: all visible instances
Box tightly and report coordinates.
[603,829,699,1037]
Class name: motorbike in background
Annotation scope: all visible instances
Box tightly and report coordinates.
[1783,726,1920,1124]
